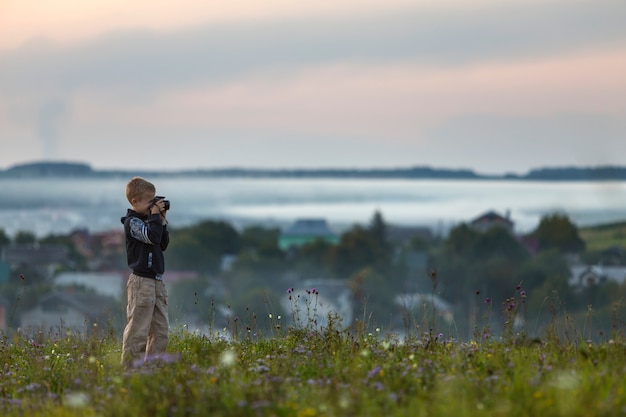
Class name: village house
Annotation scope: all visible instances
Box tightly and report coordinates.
[20,291,119,335]
[470,210,514,233]
[568,264,626,289]
[1,244,71,280]
[281,279,354,329]
[279,219,339,250]
[54,271,126,300]
[68,228,125,269]
[394,292,455,325]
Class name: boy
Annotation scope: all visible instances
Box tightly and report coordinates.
[120,176,170,369]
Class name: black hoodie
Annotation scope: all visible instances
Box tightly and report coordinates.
[121,209,170,279]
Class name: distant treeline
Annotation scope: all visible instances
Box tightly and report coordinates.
[3,161,626,181]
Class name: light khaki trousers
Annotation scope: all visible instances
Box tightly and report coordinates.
[121,273,169,368]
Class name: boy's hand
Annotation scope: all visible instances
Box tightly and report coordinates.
[150,198,165,215]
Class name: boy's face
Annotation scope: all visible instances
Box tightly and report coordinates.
[131,191,156,215]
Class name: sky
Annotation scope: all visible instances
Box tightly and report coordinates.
[1,0,625,175]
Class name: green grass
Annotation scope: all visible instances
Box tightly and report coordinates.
[579,221,626,252]
[2,318,626,417]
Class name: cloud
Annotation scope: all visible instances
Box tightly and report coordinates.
[1,0,625,94]
[1,0,625,172]
[422,113,626,174]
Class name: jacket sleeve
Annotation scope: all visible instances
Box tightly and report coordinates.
[128,215,165,245]
[160,225,170,251]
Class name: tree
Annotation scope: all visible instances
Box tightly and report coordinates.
[348,267,396,327]
[240,226,283,259]
[533,213,585,254]
[329,226,387,278]
[0,229,10,248]
[434,222,531,306]
[14,231,36,245]
[167,234,218,272]
[514,249,570,293]
[368,210,389,249]
[444,224,480,259]
[293,239,333,279]
[167,220,241,274]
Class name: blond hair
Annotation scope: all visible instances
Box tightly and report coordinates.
[126,177,156,203]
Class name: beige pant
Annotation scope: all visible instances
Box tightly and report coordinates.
[121,273,169,368]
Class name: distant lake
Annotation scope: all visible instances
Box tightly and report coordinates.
[1,177,625,237]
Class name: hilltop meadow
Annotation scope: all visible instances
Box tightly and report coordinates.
[2,213,626,415]
[1,291,626,417]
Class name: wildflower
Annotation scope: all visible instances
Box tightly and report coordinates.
[367,365,382,378]
[64,392,90,408]
[20,274,24,280]
[220,349,237,367]
[516,285,521,291]
[520,290,527,298]
[485,298,491,304]
[287,288,293,294]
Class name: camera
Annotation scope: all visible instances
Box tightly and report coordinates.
[152,196,170,211]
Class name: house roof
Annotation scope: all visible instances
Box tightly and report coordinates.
[1,244,70,265]
[37,291,116,319]
[470,210,513,225]
[569,265,626,286]
[282,219,336,237]
[394,293,454,313]
[54,271,125,300]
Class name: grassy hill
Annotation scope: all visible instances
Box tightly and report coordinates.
[579,221,626,252]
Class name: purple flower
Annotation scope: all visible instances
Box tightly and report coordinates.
[485,298,491,304]
[367,366,382,378]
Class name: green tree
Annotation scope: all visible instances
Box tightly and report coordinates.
[329,226,386,278]
[0,229,10,248]
[293,239,333,279]
[368,211,389,248]
[168,220,241,274]
[434,223,530,306]
[444,224,480,259]
[515,249,570,293]
[534,213,585,254]
[14,231,36,245]
[348,267,396,327]
[240,226,284,260]
[167,234,217,272]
